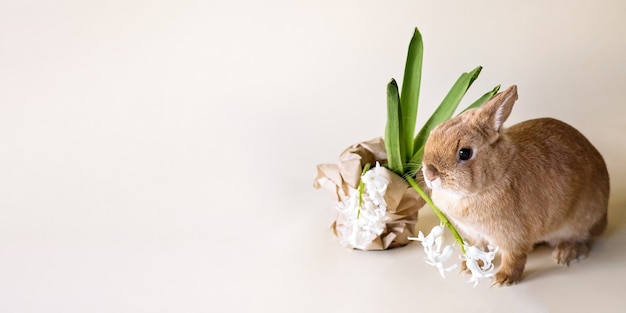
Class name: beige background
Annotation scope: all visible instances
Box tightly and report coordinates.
[1,0,626,312]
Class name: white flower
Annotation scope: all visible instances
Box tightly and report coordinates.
[461,244,499,287]
[361,162,388,207]
[334,164,390,249]
[358,200,388,235]
[409,225,457,278]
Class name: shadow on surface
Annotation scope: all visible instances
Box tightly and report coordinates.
[606,196,626,236]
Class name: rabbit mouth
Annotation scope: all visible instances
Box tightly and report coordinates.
[433,186,467,200]
[428,178,469,198]
[425,177,442,190]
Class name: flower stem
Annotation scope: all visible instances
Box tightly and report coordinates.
[357,163,372,219]
[405,175,466,254]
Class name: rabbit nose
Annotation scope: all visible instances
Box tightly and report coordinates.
[424,164,439,181]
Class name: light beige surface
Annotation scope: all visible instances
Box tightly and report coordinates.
[1,1,626,312]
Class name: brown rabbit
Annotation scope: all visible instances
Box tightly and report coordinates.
[421,85,609,286]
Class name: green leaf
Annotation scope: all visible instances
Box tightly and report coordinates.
[405,66,483,174]
[412,66,482,154]
[400,27,424,161]
[406,145,425,177]
[384,79,404,175]
[460,84,501,113]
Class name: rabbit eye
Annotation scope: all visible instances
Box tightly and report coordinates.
[458,147,473,161]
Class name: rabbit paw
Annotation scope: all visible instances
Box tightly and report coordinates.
[552,241,589,266]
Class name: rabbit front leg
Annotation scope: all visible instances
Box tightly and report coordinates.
[493,248,528,287]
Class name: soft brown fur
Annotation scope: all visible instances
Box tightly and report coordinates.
[422,85,609,286]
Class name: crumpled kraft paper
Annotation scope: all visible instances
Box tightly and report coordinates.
[314,137,426,250]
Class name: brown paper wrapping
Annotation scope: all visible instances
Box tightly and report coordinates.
[314,137,426,250]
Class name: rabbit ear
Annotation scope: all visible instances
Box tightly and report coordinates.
[480,85,518,132]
